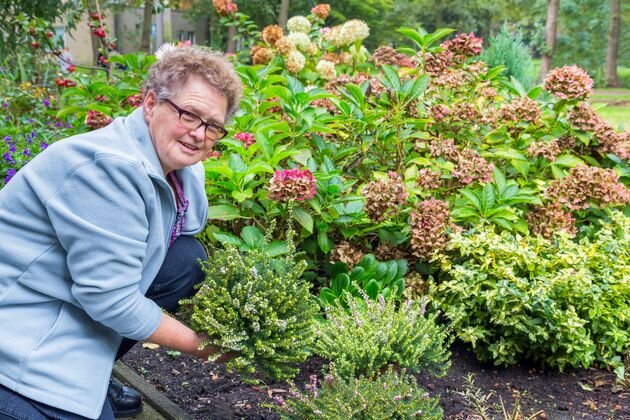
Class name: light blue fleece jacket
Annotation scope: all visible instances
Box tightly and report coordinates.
[0,107,208,418]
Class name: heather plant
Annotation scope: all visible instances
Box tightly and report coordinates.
[314,293,451,380]
[270,364,443,419]
[431,211,630,372]
[180,218,319,381]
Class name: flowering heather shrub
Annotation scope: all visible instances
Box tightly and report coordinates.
[286,16,311,34]
[441,32,483,62]
[314,294,451,380]
[268,168,316,201]
[361,172,409,222]
[85,110,113,130]
[410,198,451,261]
[499,96,541,124]
[527,140,561,161]
[543,65,594,100]
[545,165,630,210]
[526,202,577,238]
[233,131,255,148]
[310,4,331,20]
[370,46,414,68]
[432,212,630,370]
[180,223,319,381]
[261,24,283,46]
[271,364,442,419]
[285,50,306,73]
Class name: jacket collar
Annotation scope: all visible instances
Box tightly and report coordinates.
[124,107,167,181]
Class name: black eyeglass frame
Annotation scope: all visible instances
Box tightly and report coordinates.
[163,98,228,141]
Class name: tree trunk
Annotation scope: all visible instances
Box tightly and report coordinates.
[605,0,621,87]
[226,25,236,54]
[278,0,289,28]
[539,0,560,81]
[140,0,154,53]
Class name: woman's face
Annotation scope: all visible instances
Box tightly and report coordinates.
[143,75,228,176]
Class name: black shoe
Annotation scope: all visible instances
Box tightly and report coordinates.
[107,378,143,418]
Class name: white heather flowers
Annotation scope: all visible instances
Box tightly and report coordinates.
[316,59,336,80]
[287,32,311,51]
[286,16,312,34]
[286,50,306,73]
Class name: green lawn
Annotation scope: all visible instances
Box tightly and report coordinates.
[595,105,629,129]
[591,88,630,129]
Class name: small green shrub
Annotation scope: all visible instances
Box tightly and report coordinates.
[181,222,319,381]
[270,364,443,419]
[432,211,630,371]
[313,293,451,380]
[480,25,535,89]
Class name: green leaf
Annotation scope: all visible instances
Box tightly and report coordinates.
[332,273,351,294]
[364,279,380,300]
[228,153,247,174]
[293,206,313,233]
[241,226,265,248]
[461,189,482,211]
[319,288,338,306]
[207,204,241,220]
[212,231,242,246]
[552,154,584,168]
[493,148,527,161]
[232,189,253,203]
[396,27,425,48]
[317,229,332,253]
[511,160,530,178]
[265,240,288,257]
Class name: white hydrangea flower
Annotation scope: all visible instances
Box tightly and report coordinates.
[286,15,312,34]
[286,50,306,73]
[316,59,336,80]
[154,42,177,60]
[287,31,311,51]
[341,19,370,44]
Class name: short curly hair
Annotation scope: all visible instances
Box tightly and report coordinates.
[143,46,242,120]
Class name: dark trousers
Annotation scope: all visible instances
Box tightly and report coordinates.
[0,236,207,419]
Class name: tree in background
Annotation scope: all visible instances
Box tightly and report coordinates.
[539,0,559,80]
[605,0,621,87]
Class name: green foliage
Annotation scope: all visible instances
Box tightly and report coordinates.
[480,25,535,89]
[271,364,443,419]
[314,293,451,380]
[319,254,407,306]
[180,220,319,381]
[432,211,630,371]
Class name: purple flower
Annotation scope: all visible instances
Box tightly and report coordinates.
[28,118,34,123]
[4,168,17,184]
[65,123,73,128]
[9,144,16,153]
[3,152,14,164]
[23,148,31,157]
[45,121,52,125]
[2,103,8,107]
[41,142,49,150]
[54,121,62,128]
[42,99,51,107]
[3,135,10,142]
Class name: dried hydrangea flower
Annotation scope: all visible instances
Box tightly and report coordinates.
[440,32,483,61]
[527,140,561,161]
[212,0,238,16]
[594,126,630,159]
[422,50,453,76]
[361,172,409,222]
[287,32,311,51]
[370,46,414,68]
[526,202,577,239]
[274,37,295,55]
[410,198,451,260]
[568,102,606,131]
[452,149,494,186]
[374,243,407,262]
[286,50,306,73]
[287,16,312,34]
[499,96,541,124]
[251,45,273,65]
[85,110,112,129]
[545,164,630,210]
[428,137,459,160]
[126,93,143,108]
[544,65,593,100]
[262,25,283,46]
[316,59,336,81]
[268,168,316,201]
[428,104,451,122]
[416,168,442,190]
[311,4,331,20]
[331,241,364,269]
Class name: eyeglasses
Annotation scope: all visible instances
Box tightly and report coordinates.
[163,98,228,142]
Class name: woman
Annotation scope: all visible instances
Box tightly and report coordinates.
[0,46,242,419]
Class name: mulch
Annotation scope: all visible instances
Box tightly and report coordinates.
[121,342,629,419]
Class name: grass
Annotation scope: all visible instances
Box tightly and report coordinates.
[591,88,630,129]
[594,105,629,129]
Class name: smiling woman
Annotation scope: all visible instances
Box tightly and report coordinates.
[0,46,242,420]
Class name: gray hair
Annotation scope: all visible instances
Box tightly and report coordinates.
[143,46,242,120]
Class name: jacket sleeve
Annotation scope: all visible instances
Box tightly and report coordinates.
[45,155,163,340]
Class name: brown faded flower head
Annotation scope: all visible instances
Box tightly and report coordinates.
[311,4,331,20]
[251,45,273,65]
[262,25,283,46]
[331,241,364,269]
[527,202,577,239]
[545,164,630,210]
[499,96,541,124]
[544,65,593,100]
[370,46,414,68]
[362,171,409,222]
[568,102,606,132]
[594,126,630,160]
[85,110,112,129]
[422,50,453,76]
[452,149,494,186]
[416,168,442,190]
[527,140,561,161]
[441,33,483,62]
[268,168,317,202]
[410,198,451,260]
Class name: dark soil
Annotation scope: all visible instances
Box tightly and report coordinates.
[122,342,629,419]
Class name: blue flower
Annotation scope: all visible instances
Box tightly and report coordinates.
[9,144,16,153]
[4,168,17,184]
[23,148,31,157]
[3,135,10,142]
[3,152,14,164]
[41,142,49,150]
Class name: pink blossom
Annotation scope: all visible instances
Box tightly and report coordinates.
[234,131,256,148]
[544,65,593,100]
[268,168,317,201]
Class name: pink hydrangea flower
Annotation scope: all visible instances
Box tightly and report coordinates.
[268,168,317,201]
[234,131,256,148]
[544,65,593,100]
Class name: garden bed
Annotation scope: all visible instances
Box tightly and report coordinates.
[122,342,629,419]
